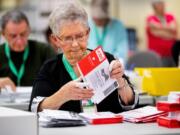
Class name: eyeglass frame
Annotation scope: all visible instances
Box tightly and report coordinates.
[3,29,30,41]
[56,29,89,45]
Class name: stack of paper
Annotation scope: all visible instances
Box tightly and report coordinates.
[15,87,32,99]
[157,116,180,128]
[0,87,32,103]
[38,109,86,127]
[79,112,123,124]
[157,102,180,128]
[119,106,167,123]
[157,101,180,112]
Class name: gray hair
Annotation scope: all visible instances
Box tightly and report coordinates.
[91,0,109,19]
[152,0,164,6]
[49,0,89,35]
[1,10,29,30]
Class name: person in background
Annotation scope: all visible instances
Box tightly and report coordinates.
[171,40,180,66]
[45,26,62,54]
[146,0,178,67]
[0,10,55,91]
[29,0,138,113]
[88,0,129,65]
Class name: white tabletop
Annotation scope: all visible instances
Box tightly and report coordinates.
[39,122,180,135]
[0,102,29,111]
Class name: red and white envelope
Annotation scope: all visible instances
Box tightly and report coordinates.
[77,46,119,104]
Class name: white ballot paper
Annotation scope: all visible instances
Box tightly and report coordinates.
[38,109,86,127]
[77,46,119,104]
[119,106,167,123]
[0,86,32,103]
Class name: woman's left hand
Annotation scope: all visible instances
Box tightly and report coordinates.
[109,59,135,105]
[109,60,124,81]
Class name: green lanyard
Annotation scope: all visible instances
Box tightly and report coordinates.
[62,55,77,80]
[4,43,29,86]
[62,54,93,107]
[94,24,108,46]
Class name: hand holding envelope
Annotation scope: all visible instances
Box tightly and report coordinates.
[109,59,124,82]
[60,77,94,101]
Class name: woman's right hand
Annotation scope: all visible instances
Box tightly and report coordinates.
[0,77,16,92]
[60,77,94,102]
[39,77,94,111]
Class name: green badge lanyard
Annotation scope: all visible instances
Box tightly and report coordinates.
[4,43,29,86]
[62,54,77,80]
[62,54,93,106]
[94,24,108,46]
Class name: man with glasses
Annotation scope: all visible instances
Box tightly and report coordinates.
[29,1,138,113]
[0,10,55,91]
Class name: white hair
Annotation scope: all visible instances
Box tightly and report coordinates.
[152,0,164,6]
[91,0,109,19]
[49,0,89,35]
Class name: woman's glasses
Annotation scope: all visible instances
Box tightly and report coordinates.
[57,30,89,45]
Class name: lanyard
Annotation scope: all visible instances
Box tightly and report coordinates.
[94,24,108,46]
[4,43,29,86]
[62,54,93,107]
[62,55,77,80]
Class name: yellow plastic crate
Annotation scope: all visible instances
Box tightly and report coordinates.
[134,68,180,96]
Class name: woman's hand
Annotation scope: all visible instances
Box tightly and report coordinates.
[60,77,94,102]
[109,60,124,81]
[0,77,16,92]
[109,60,134,105]
[39,77,94,111]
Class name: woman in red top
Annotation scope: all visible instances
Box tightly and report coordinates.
[146,0,178,66]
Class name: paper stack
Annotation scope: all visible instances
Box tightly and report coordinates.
[157,91,180,128]
[0,87,32,103]
[38,110,123,126]
[38,109,86,127]
[79,112,123,124]
[119,106,167,123]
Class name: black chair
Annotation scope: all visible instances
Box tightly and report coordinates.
[126,51,163,70]
[126,28,137,51]
[171,40,180,66]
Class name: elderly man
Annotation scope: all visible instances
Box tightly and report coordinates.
[0,10,55,91]
[29,0,138,113]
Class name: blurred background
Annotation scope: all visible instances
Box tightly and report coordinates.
[0,0,180,52]
[1,0,180,116]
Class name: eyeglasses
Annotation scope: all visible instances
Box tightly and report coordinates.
[57,30,89,45]
[5,30,29,41]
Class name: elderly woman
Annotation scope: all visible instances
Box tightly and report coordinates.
[29,1,138,113]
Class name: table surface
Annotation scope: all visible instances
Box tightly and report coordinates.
[0,102,29,111]
[0,96,179,135]
[39,122,180,135]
